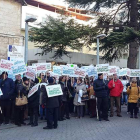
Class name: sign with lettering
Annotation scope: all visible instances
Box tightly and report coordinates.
[0,59,14,71]
[108,66,117,74]
[12,63,27,75]
[96,64,109,73]
[130,69,140,77]
[74,68,86,77]
[53,66,61,76]
[28,83,40,98]
[25,67,36,80]
[46,84,63,98]
[62,66,74,76]
[37,63,51,73]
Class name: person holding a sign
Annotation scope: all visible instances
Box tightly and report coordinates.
[108,74,123,117]
[0,72,15,125]
[93,73,109,121]
[43,78,61,130]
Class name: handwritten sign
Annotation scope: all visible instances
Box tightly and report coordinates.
[25,67,36,80]
[74,68,86,77]
[46,84,63,98]
[108,66,117,74]
[0,59,14,71]
[37,63,51,73]
[62,66,74,76]
[130,69,140,77]
[12,63,27,75]
[53,66,61,76]
[96,64,109,73]
[28,83,40,98]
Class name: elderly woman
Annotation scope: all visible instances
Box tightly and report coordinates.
[74,78,87,118]
[127,78,140,118]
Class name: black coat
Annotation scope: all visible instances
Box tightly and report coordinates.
[59,82,68,102]
[28,88,40,108]
[93,79,108,98]
[41,84,61,108]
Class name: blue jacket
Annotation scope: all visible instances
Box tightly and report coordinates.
[0,78,15,100]
[93,79,108,98]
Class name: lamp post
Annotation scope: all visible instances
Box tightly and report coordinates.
[25,16,37,65]
[96,34,107,65]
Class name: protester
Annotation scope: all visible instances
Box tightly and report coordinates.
[74,78,86,119]
[121,76,128,105]
[108,74,123,117]
[93,73,109,121]
[43,77,60,129]
[0,72,15,125]
[28,78,40,127]
[15,76,28,126]
[127,78,140,118]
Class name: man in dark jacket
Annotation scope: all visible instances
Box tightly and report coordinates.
[0,71,15,124]
[43,77,60,129]
[28,78,40,127]
[93,73,109,121]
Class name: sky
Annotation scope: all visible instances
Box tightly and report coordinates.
[40,0,67,6]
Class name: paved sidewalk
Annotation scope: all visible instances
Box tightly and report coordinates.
[0,106,140,140]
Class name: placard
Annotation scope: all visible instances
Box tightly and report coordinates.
[130,69,140,77]
[96,64,109,73]
[25,67,36,80]
[46,84,63,98]
[37,63,51,73]
[62,66,74,76]
[0,59,14,71]
[28,83,40,98]
[74,68,86,77]
[12,63,27,75]
[53,66,61,76]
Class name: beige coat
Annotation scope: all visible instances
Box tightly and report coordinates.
[73,83,87,106]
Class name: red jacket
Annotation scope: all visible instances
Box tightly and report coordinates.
[108,79,123,97]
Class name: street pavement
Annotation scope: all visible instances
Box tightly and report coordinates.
[0,106,140,140]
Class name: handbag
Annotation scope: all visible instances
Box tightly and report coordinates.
[81,92,89,102]
[15,91,28,106]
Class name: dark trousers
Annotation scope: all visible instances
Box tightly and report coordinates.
[77,105,84,118]
[129,103,137,116]
[29,107,38,125]
[97,97,108,119]
[0,101,11,124]
[61,101,69,118]
[15,107,24,124]
[110,96,121,116]
[69,97,74,113]
[47,107,58,128]
[89,99,96,117]
[10,100,15,122]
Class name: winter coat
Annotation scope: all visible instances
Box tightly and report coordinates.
[93,79,108,98]
[28,85,40,108]
[127,83,140,103]
[0,78,15,101]
[108,79,123,97]
[41,84,60,108]
[59,82,68,102]
[73,83,86,106]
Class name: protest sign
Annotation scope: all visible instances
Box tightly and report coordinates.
[108,66,118,74]
[12,63,27,75]
[28,66,37,74]
[25,67,36,81]
[7,70,15,81]
[62,66,74,76]
[82,65,97,77]
[46,84,63,98]
[67,64,77,69]
[0,59,14,71]
[37,63,51,73]
[119,68,130,76]
[28,83,40,98]
[53,66,61,76]
[130,69,140,77]
[96,64,109,73]
[74,68,86,77]
[0,88,3,96]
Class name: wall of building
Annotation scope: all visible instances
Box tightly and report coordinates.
[0,0,24,59]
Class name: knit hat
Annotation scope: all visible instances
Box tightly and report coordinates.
[48,77,54,84]
[132,78,137,82]
[98,73,103,77]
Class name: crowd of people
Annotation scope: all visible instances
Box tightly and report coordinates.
[0,71,140,130]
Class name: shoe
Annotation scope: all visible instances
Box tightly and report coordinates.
[5,122,9,125]
[99,118,101,121]
[15,123,21,127]
[21,122,26,125]
[62,118,66,120]
[31,124,38,127]
[110,115,113,117]
[90,116,94,118]
[104,118,109,121]
[27,123,33,125]
[134,115,138,119]
[117,114,122,117]
[43,126,53,130]
[130,115,133,118]
[66,117,70,120]
[58,119,64,121]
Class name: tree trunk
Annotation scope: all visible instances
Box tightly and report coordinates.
[127,0,138,69]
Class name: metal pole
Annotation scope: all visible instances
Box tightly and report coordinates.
[25,22,28,65]
[97,37,99,65]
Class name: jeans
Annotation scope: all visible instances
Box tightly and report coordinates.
[77,105,84,118]
[40,105,46,118]
[29,107,38,125]
[129,103,137,116]
[121,92,127,104]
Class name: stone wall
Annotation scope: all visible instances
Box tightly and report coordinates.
[0,0,24,59]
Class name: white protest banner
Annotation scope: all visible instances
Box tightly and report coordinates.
[25,67,36,81]
[7,45,24,61]
[108,66,118,74]
[0,88,3,96]
[12,63,27,75]
[28,66,37,74]
[82,65,97,77]
[74,68,86,77]
[130,69,140,77]
[28,83,40,98]
[62,66,74,76]
[119,68,130,76]
[37,63,51,73]
[0,59,14,71]
[13,60,24,65]
[53,66,61,76]
[96,64,109,73]
[46,84,63,98]
[67,64,77,69]
[40,83,48,87]
[7,70,15,81]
